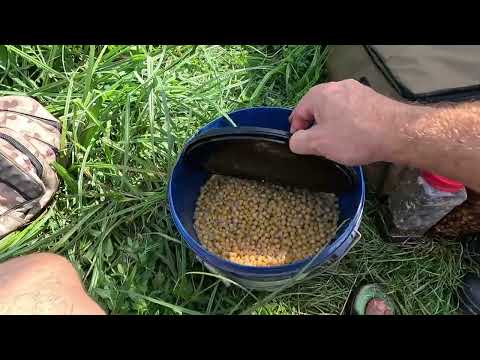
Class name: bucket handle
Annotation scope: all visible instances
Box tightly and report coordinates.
[196,257,232,287]
[334,230,362,263]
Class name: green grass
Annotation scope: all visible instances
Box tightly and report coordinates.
[0,45,475,314]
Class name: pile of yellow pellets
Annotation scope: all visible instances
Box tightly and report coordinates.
[193,175,339,267]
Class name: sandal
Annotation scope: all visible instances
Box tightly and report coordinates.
[350,284,396,315]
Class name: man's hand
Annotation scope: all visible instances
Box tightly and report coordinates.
[289,79,480,192]
[288,79,425,166]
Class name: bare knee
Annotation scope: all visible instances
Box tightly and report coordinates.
[16,252,76,271]
[0,252,105,315]
[0,252,81,287]
[21,252,79,276]
[23,252,71,265]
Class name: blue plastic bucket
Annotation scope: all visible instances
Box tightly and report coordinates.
[168,107,365,291]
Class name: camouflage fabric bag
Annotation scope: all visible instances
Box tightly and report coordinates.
[0,96,60,239]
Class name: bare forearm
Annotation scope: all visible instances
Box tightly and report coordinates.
[386,102,480,191]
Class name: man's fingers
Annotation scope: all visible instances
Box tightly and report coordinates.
[289,129,314,155]
[290,94,315,133]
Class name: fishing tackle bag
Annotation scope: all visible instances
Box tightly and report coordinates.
[0,96,60,240]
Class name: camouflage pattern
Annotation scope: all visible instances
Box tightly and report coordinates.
[0,96,60,239]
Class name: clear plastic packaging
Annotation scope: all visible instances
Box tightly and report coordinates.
[386,169,467,239]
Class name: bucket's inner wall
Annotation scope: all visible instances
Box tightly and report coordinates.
[171,107,362,257]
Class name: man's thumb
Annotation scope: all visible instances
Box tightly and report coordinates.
[289,129,314,155]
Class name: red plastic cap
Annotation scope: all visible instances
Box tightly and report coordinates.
[421,171,464,192]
